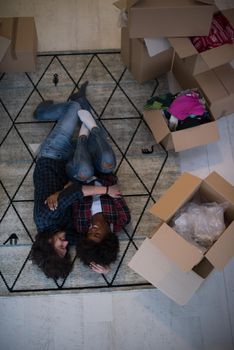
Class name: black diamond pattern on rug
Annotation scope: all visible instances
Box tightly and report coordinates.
[0,51,180,295]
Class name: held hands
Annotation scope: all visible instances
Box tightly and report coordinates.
[89,262,110,274]
[44,191,60,211]
[107,184,121,198]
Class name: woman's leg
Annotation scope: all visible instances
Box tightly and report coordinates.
[38,101,81,161]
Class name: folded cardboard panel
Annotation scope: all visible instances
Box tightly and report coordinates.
[206,222,234,269]
[150,223,203,272]
[149,172,202,221]
[195,63,234,118]
[128,0,215,38]
[0,17,37,73]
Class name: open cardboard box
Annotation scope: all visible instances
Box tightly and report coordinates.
[121,25,173,83]
[0,17,37,73]
[172,51,234,118]
[128,172,234,305]
[168,8,234,75]
[114,0,215,38]
[143,90,219,152]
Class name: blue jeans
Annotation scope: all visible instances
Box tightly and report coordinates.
[35,99,116,181]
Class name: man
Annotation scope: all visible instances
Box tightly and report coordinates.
[31,82,120,279]
[73,172,131,274]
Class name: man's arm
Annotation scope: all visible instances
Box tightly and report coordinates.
[45,183,121,211]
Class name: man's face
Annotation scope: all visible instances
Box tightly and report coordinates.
[50,231,68,258]
[87,224,109,243]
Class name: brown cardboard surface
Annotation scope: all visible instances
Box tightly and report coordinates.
[171,121,219,152]
[128,238,204,305]
[0,17,37,73]
[206,221,234,269]
[128,0,215,38]
[196,64,234,118]
[121,26,173,83]
[0,36,11,62]
[149,172,202,222]
[150,223,203,272]
[204,171,234,204]
[143,109,170,143]
[121,27,131,68]
[131,40,173,83]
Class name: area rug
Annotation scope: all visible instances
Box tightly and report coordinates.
[0,51,180,295]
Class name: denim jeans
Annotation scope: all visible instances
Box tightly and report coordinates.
[35,99,116,181]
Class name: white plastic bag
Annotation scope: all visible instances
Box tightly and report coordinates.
[171,201,228,251]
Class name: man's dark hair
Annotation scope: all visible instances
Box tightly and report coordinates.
[77,231,119,267]
[30,232,73,279]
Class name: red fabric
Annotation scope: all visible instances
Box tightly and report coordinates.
[190,12,234,53]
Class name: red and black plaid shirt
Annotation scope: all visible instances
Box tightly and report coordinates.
[72,173,131,234]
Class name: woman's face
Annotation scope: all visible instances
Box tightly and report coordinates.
[50,231,69,257]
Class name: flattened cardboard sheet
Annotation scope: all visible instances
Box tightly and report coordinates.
[149,172,202,222]
[206,221,234,269]
[150,223,203,272]
[128,238,204,305]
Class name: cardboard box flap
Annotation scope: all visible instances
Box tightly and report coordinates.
[205,171,234,204]
[150,223,203,272]
[143,109,170,143]
[201,44,234,70]
[214,64,234,94]
[206,221,234,269]
[149,172,202,222]
[0,36,11,62]
[171,121,219,152]
[128,238,204,305]
[169,38,197,58]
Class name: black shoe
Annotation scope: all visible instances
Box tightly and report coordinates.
[69,81,89,102]
[33,100,54,117]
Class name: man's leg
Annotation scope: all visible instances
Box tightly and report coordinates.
[38,101,81,161]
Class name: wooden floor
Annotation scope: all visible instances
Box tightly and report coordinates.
[0,0,234,349]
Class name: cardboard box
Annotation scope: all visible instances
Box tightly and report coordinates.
[121,26,173,83]
[169,8,234,75]
[172,52,234,118]
[0,17,37,73]
[114,0,215,38]
[143,92,219,152]
[0,36,11,62]
[129,172,234,305]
